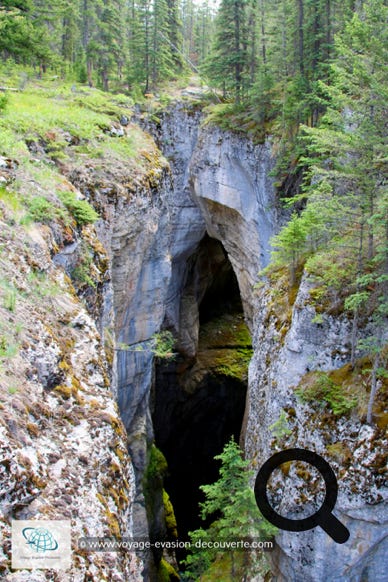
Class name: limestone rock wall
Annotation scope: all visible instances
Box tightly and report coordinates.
[148,107,387,581]
[0,200,142,581]
[190,126,277,326]
[244,273,388,581]
[21,99,384,582]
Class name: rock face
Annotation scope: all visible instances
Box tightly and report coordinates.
[3,94,385,582]
[244,274,388,581]
[190,126,277,326]
[71,102,279,567]
[135,105,387,580]
[0,206,142,580]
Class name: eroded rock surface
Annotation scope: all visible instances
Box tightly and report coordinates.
[244,273,388,581]
[190,126,277,325]
[0,209,142,580]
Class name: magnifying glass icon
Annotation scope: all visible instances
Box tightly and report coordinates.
[254,448,350,544]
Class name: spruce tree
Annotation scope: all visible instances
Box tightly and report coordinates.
[203,0,248,101]
[183,437,276,580]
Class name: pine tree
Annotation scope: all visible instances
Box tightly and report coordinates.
[150,0,174,87]
[0,0,52,66]
[166,0,184,71]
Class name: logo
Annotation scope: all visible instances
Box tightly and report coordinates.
[254,448,350,544]
[12,520,71,569]
[22,527,59,553]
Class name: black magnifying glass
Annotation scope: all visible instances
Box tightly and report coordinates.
[254,448,350,544]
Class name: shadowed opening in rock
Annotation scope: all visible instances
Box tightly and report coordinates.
[152,236,250,549]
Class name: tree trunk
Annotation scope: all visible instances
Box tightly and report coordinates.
[351,220,365,367]
[82,0,89,49]
[282,0,288,76]
[260,0,267,73]
[234,0,242,103]
[145,9,150,92]
[350,308,358,368]
[298,0,304,75]
[101,67,109,91]
[87,58,93,87]
[326,0,331,62]
[366,353,380,424]
[230,551,236,578]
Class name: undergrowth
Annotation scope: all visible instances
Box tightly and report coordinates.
[295,370,358,416]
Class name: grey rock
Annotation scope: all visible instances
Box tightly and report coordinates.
[190,126,277,326]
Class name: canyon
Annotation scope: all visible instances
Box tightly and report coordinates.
[1,96,386,581]
[98,100,387,580]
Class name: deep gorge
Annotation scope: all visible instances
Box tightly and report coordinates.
[152,235,249,539]
[106,102,279,576]
[1,2,387,580]
[1,95,386,582]
[110,103,386,581]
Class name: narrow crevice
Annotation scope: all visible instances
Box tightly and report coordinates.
[151,235,250,544]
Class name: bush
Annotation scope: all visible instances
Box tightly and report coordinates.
[70,243,96,288]
[0,93,8,113]
[57,191,99,226]
[26,196,60,223]
[295,372,357,415]
[151,330,176,359]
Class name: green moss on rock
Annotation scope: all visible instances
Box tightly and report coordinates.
[157,558,180,582]
[163,489,178,539]
[197,313,253,382]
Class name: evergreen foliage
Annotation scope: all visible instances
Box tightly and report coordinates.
[0,0,206,92]
[183,437,276,580]
[265,0,387,423]
[202,0,248,101]
[295,371,358,415]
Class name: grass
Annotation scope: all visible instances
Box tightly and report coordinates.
[27,270,61,298]
[0,335,19,359]
[0,186,23,213]
[0,82,148,168]
[0,76,163,248]
[1,91,111,140]
[0,277,19,312]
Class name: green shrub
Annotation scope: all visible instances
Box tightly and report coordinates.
[0,335,18,359]
[26,196,60,223]
[151,330,176,359]
[0,186,22,212]
[295,372,357,415]
[0,93,8,113]
[269,409,292,439]
[70,243,96,288]
[57,191,99,226]
[4,288,16,312]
